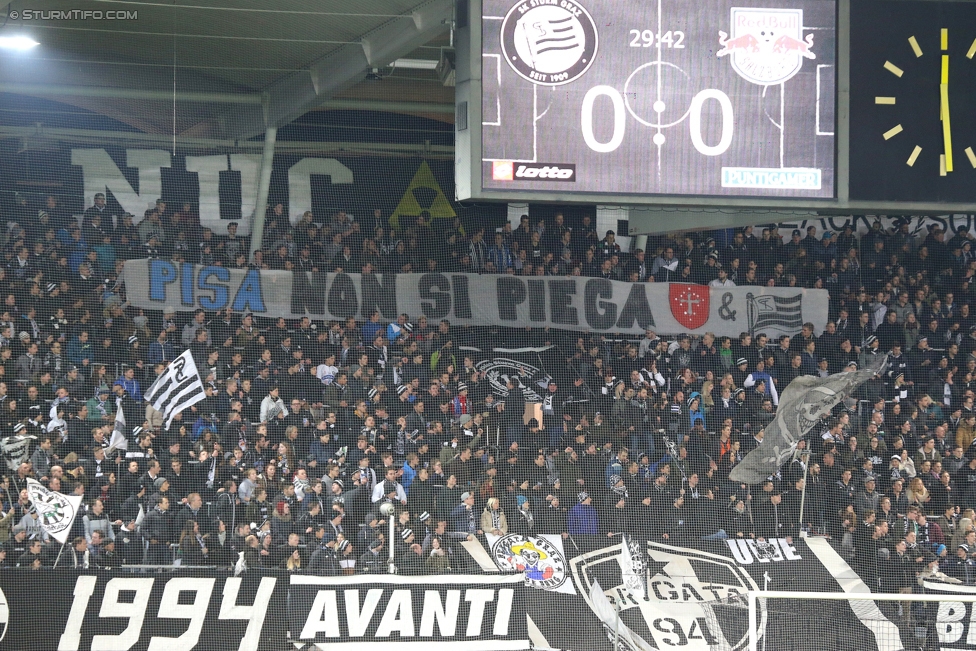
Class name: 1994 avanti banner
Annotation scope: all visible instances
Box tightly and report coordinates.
[121,260,829,336]
[1,536,974,651]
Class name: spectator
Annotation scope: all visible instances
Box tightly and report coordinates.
[568,492,598,535]
[480,497,509,536]
[450,491,480,536]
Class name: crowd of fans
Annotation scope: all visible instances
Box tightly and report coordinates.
[2,192,976,599]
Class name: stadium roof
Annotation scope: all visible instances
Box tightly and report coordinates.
[0,0,456,140]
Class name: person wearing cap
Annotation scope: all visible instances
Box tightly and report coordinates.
[452,382,470,417]
[947,543,976,583]
[859,334,882,370]
[855,475,881,517]
[812,230,838,265]
[357,537,386,573]
[450,491,481,536]
[85,385,115,423]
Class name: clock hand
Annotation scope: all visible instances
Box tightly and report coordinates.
[942,53,954,172]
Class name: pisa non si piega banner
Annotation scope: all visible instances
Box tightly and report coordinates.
[122,259,830,337]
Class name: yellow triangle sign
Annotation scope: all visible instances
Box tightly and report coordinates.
[389,161,456,231]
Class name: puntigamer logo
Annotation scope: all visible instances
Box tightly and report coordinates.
[500,0,598,86]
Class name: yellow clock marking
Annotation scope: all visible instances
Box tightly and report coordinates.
[967,38,976,59]
[884,124,904,140]
[909,36,923,57]
[942,54,953,172]
[942,28,948,51]
[941,154,947,176]
[966,147,976,168]
[907,146,923,167]
[884,61,904,77]
[875,97,896,104]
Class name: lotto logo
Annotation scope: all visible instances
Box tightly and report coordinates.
[493,161,515,181]
[515,164,576,181]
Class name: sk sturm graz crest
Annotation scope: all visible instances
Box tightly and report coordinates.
[26,479,76,539]
[500,0,598,85]
[492,533,568,590]
[570,540,764,650]
[717,8,813,85]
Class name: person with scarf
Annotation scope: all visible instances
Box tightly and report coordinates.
[85,387,114,424]
[480,497,509,536]
[510,495,536,535]
[178,519,209,565]
[451,383,471,416]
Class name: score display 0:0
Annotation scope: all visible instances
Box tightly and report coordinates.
[629,30,686,48]
[580,86,734,156]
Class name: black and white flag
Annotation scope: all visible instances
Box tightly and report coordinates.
[747,293,803,334]
[26,477,83,544]
[106,399,128,454]
[730,358,887,484]
[0,435,35,472]
[145,350,206,430]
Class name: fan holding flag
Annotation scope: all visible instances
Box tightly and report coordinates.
[144,350,207,431]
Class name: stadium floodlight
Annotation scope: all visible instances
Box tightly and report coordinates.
[0,36,39,51]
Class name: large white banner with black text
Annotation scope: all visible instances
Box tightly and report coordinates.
[121,260,829,337]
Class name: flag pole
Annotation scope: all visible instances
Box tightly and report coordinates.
[52,542,66,569]
[797,449,811,537]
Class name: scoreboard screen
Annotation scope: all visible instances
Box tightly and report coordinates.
[466,0,836,201]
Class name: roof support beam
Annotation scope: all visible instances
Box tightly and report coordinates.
[0,83,262,104]
[219,0,452,139]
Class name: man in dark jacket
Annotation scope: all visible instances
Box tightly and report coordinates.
[142,495,173,564]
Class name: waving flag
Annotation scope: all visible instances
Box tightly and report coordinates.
[145,350,206,430]
[26,477,83,544]
[730,358,887,484]
[106,399,128,455]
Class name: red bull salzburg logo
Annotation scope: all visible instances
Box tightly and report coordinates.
[717,8,814,85]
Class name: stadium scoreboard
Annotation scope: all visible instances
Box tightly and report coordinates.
[454,0,976,214]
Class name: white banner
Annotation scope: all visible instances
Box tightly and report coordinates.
[486,533,577,596]
[121,260,829,337]
[26,477,83,544]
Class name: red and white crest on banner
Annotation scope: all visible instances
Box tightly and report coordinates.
[669,284,710,330]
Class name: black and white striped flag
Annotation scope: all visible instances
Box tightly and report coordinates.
[145,350,206,430]
[106,398,128,454]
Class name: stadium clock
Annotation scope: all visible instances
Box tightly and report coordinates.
[849,1,976,203]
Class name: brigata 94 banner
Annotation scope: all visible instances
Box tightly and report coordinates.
[121,259,829,337]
